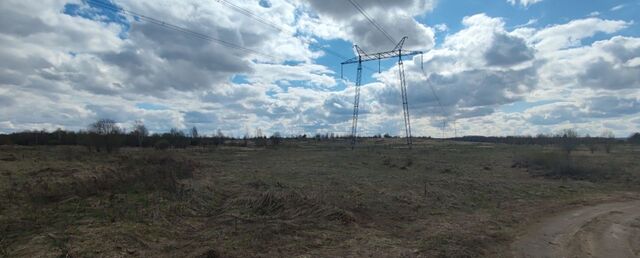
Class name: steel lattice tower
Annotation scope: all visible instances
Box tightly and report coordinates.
[341,36,423,149]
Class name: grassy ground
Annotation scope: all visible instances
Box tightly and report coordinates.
[0,139,638,257]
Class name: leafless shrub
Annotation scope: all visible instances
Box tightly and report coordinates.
[22,153,197,203]
[514,151,623,182]
[601,130,615,153]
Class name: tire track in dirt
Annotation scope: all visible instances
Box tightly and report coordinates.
[512,200,640,258]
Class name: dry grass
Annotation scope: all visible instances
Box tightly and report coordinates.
[0,141,638,257]
[513,147,637,184]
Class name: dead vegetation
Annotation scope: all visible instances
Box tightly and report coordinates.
[222,187,356,225]
[0,141,638,257]
[513,149,635,184]
[17,152,198,203]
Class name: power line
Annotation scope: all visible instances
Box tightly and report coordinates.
[213,0,382,74]
[347,0,396,45]
[216,0,282,32]
[216,0,350,59]
[86,1,398,88]
[84,0,276,59]
[213,1,341,59]
[420,66,457,138]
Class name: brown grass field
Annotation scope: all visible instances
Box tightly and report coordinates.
[1,139,639,257]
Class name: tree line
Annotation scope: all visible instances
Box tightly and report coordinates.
[1,119,638,153]
[456,129,640,153]
[0,119,287,152]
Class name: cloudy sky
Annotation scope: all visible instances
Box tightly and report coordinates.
[1,0,639,137]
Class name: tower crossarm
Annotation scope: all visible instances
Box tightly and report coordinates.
[341,50,423,65]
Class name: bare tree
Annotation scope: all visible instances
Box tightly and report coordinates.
[190,126,199,139]
[214,129,225,146]
[168,128,188,148]
[255,128,266,147]
[242,133,249,147]
[584,134,598,153]
[89,119,122,153]
[190,126,199,146]
[132,120,148,147]
[558,129,578,155]
[601,130,615,153]
[169,128,182,136]
[90,119,121,135]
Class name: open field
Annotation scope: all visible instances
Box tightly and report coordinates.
[1,139,639,257]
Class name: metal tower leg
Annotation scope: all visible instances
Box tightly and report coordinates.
[350,59,363,149]
[398,57,412,148]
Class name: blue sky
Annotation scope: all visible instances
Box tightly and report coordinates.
[0,0,639,137]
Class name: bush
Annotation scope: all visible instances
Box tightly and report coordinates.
[154,139,170,150]
[513,151,621,182]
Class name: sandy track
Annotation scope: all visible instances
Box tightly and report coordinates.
[512,200,640,258]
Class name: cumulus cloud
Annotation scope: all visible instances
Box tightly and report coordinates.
[302,0,436,52]
[530,18,631,52]
[526,96,640,126]
[535,36,640,93]
[484,33,535,66]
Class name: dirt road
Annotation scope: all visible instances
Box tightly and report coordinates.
[512,200,640,258]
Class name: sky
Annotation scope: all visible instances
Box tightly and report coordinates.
[0,0,639,138]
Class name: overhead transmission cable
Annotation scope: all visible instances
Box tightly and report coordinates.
[347,0,396,45]
[214,0,379,74]
[216,0,282,32]
[84,0,276,59]
[216,0,347,60]
[420,67,457,138]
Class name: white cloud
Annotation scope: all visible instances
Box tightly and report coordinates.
[435,23,449,32]
[514,19,538,28]
[302,0,436,52]
[507,0,544,7]
[530,18,631,52]
[611,4,625,11]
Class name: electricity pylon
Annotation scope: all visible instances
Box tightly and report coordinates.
[341,36,423,149]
